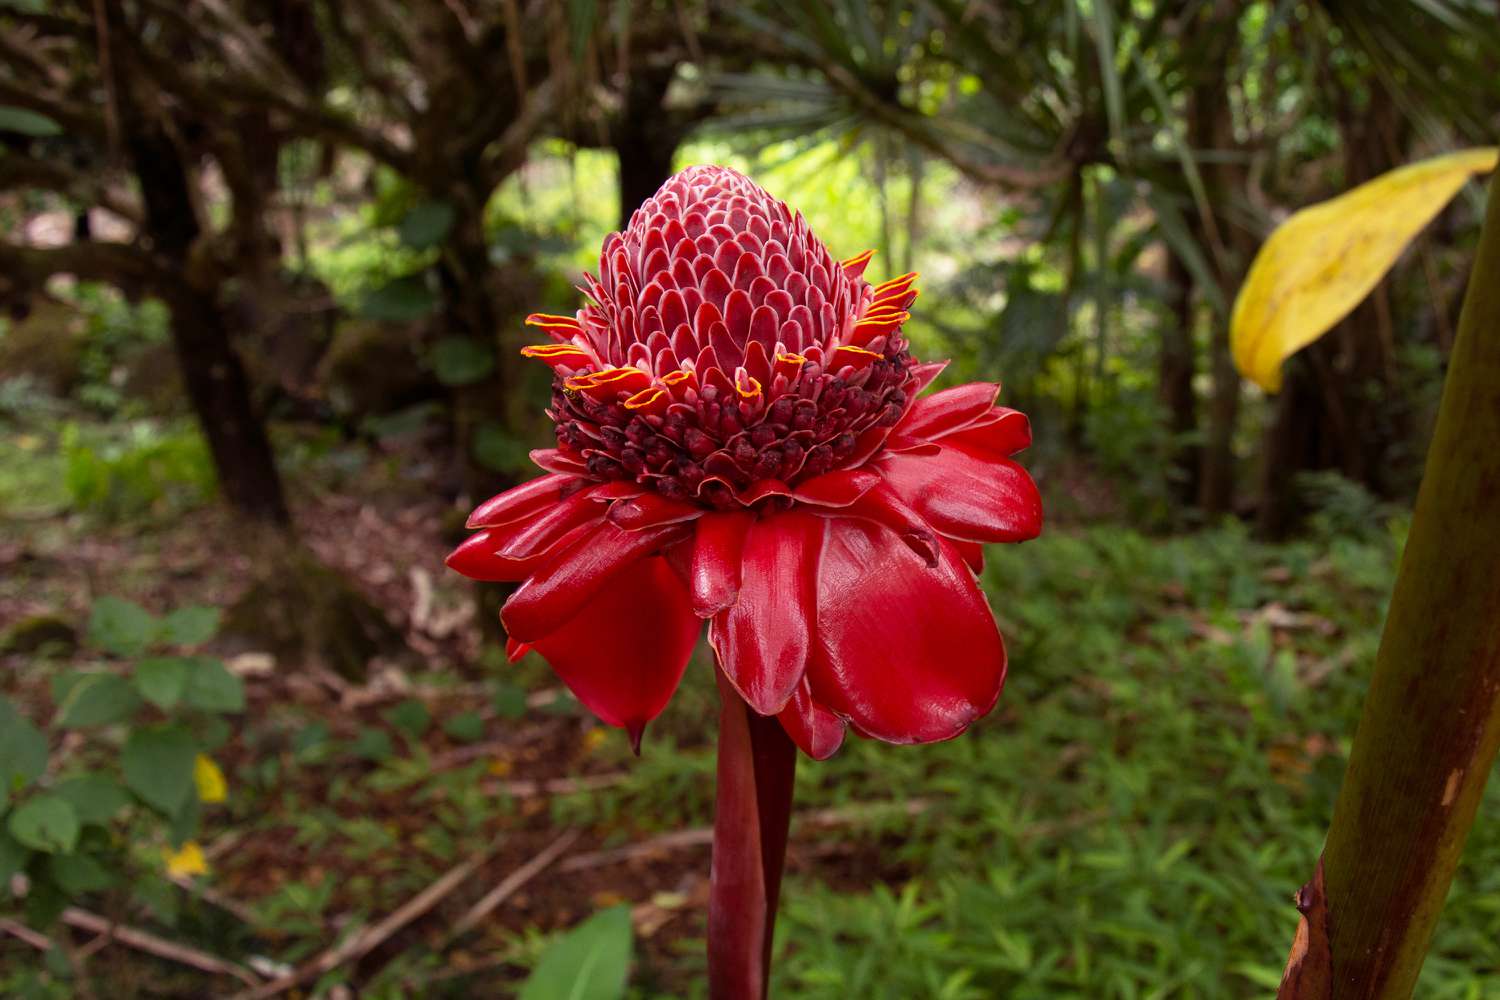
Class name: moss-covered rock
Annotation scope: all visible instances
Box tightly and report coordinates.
[221,544,405,682]
[316,319,437,422]
[0,300,86,396]
[1,614,78,655]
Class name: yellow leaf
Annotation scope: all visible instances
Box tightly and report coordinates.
[1231,147,1498,392]
[194,753,227,804]
[163,840,208,878]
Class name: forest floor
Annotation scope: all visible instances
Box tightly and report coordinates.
[4,415,1500,999]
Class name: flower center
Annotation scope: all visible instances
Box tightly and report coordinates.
[551,343,917,508]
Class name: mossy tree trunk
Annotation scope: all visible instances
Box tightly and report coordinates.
[1277,170,1500,998]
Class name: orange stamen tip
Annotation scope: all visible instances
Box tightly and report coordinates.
[876,271,919,291]
[663,369,697,386]
[624,386,668,411]
[854,310,910,330]
[832,345,883,367]
[774,352,807,367]
[525,312,581,329]
[840,249,877,268]
[735,373,763,399]
[520,344,587,359]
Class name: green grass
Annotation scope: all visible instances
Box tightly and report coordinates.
[561,517,1500,999]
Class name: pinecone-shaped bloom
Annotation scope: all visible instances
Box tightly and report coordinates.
[448,165,1042,756]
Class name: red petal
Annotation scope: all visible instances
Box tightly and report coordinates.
[501,522,690,641]
[777,678,846,760]
[531,555,699,746]
[807,519,1006,744]
[690,511,753,617]
[839,483,938,567]
[708,511,823,715]
[497,488,609,558]
[789,468,880,507]
[446,520,601,582]
[946,406,1033,457]
[878,445,1042,543]
[530,448,589,475]
[466,473,572,529]
[607,493,704,530]
[887,382,1000,447]
[953,539,985,574]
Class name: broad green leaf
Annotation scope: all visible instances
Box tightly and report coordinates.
[135,656,191,708]
[122,727,198,815]
[518,905,633,1000]
[87,596,158,656]
[9,795,80,854]
[493,682,529,720]
[0,105,62,137]
[397,201,455,249]
[430,337,496,386]
[159,606,221,647]
[358,274,438,323]
[0,696,48,792]
[383,698,430,739]
[1232,147,1498,392]
[351,727,394,762]
[0,827,28,882]
[182,658,245,713]
[443,711,485,743]
[54,673,142,728]
[53,774,131,826]
[48,852,117,893]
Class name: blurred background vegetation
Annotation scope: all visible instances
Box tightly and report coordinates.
[2,1,1500,997]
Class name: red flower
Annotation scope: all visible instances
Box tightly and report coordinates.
[447,165,1041,756]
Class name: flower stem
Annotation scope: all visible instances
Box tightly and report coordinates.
[708,666,797,1000]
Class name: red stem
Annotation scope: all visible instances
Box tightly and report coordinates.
[708,666,798,1000]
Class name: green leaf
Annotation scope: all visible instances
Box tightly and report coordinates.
[0,696,48,793]
[493,682,529,720]
[87,596,158,657]
[135,657,191,709]
[48,852,117,894]
[473,421,530,474]
[54,673,142,728]
[358,274,438,323]
[0,827,29,883]
[53,774,131,827]
[182,658,244,713]
[397,201,455,249]
[159,606,221,647]
[351,727,393,762]
[443,711,485,744]
[0,105,62,137]
[8,795,80,854]
[430,337,496,387]
[519,905,633,1000]
[383,699,430,739]
[122,727,198,815]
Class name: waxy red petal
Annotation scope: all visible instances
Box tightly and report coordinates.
[709,511,823,715]
[807,519,1006,744]
[887,382,1001,447]
[465,473,572,529]
[497,487,610,559]
[947,406,1033,457]
[607,493,704,530]
[878,444,1042,544]
[502,522,690,641]
[777,677,846,760]
[530,555,699,748]
[690,511,753,618]
[790,468,881,507]
[839,482,939,567]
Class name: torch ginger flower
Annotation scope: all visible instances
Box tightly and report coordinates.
[447,165,1041,757]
